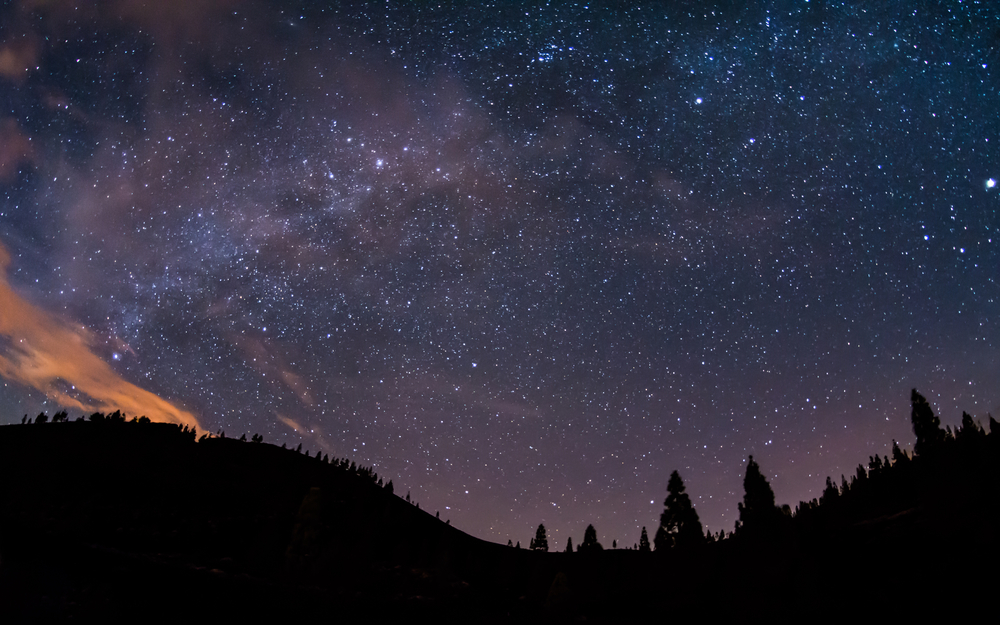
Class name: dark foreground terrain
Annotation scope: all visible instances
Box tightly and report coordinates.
[1,410,998,622]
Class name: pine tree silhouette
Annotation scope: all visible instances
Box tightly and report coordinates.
[532,523,549,551]
[911,389,945,457]
[579,524,602,552]
[565,536,573,552]
[638,526,651,552]
[738,455,779,537]
[660,470,705,548]
[653,525,669,551]
[821,476,839,505]
[891,440,909,465]
[957,411,985,444]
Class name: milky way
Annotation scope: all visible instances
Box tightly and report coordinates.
[1,1,998,547]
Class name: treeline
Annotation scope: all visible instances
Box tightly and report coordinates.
[524,389,999,552]
[15,409,397,495]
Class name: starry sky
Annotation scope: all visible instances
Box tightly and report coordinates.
[0,0,998,547]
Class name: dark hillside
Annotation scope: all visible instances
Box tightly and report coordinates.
[0,418,512,621]
[1,407,998,622]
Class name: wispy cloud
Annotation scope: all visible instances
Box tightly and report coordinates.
[0,243,202,431]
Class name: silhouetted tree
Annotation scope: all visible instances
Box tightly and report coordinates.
[532,524,549,552]
[52,411,68,423]
[957,412,985,444]
[639,526,651,552]
[578,524,603,552]
[385,479,394,495]
[35,412,48,424]
[738,455,780,536]
[660,470,705,548]
[653,525,670,551]
[911,389,945,457]
[251,433,263,443]
[821,476,839,505]
[891,440,908,466]
[565,537,573,552]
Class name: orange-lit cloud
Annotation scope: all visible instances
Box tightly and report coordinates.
[0,243,202,431]
[276,413,305,434]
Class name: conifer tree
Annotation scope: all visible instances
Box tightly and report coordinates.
[638,526,651,552]
[738,455,779,536]
[653,525,670,551]
[660,470,705,548]
[957,412,984,443]
[891,440,908,465]
[579,524,603,552]
[565,536,573,552]
[911,389,945,457]
[821,476,839,504]
[532,523,549,551]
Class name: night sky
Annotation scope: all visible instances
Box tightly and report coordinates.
[1,1,998,548]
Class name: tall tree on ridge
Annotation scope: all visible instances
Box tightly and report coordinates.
[911,389,945,457]
[738,455,779,536]
[532,523,549,551]
[579,524,603,552]
[660,470,705,548]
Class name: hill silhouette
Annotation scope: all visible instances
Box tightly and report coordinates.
[1,393,998,621]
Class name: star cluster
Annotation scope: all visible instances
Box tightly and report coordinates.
[0,1,997,546]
